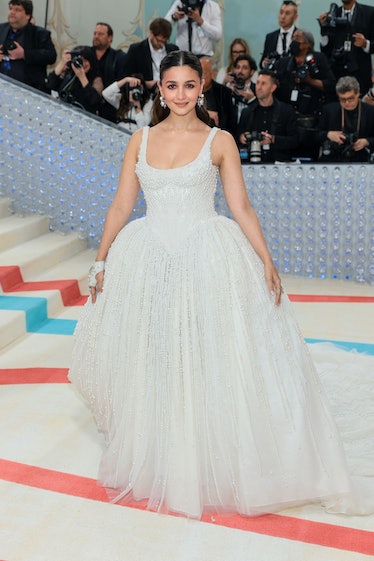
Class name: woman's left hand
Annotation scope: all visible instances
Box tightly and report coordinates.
[264,262,282,306]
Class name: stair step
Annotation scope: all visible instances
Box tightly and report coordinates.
[0,214,50,252]
[0,309,26,349]
[0,197,11,218]
[0,231,87,280]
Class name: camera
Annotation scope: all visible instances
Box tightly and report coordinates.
[230,72,246,90]
[124,82,144,102]
[178,0,200,14]
[321,132,359,161]
[320,2,349,31]
[244,131,264,163]
[2,37,16,55]
[296,53,320,80]
[130,86,144,101]
[68,49,84,69]
[265,51,281,72]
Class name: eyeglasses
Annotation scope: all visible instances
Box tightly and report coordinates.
[283,1,297,5]
[338,94,358,103]
[232,49,246,55]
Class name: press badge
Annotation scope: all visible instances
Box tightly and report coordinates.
[291,89,299,102]
[344,40,351,52]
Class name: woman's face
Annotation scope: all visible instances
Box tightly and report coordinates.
[159,65,204,116]
[231,43,246,62]
[82,58,91,74]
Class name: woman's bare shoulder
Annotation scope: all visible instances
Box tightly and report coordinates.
[211,129,239,165]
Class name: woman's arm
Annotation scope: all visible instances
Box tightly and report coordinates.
[212,130,282,304]
[90,129,142,301]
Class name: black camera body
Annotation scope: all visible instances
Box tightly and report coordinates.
[296,53,320,80]
[69,49,84,69]
[321,2,349,31]
[230,72,246,90]
[2,37,16,55]
[178,0,200,14]
[124,82,145,102]
[322,132,359,161]
[265,51,281,71]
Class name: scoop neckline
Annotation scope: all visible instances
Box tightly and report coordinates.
[143,126,215,171]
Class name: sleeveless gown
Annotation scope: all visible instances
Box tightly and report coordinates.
[69,126,373,519]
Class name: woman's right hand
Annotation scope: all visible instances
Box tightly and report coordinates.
[90,270,104,303]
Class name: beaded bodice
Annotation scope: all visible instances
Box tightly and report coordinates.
[136,126,219,251]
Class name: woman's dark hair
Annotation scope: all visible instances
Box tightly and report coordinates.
[73,46,99,83]
[152,50,211,126]
[117,74,150,123]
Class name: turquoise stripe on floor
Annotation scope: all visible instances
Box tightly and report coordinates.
[306,338,374,356]
[0,295,77,335]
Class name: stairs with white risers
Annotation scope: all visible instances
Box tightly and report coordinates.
[0,196,96,351]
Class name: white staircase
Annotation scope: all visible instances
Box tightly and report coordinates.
[0,197,96,351]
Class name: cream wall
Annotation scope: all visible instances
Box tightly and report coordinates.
[0,0,373,65]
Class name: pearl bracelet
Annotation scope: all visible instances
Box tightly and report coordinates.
[88,261,105,288]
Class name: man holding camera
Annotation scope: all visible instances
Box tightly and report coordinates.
[237,69,298,163]
[0,0,56,92]
[260,0,299,69]
[165,0,222,56]
[318,1,374,94]
[227,54,257,123]
[273,28,335,159]
[318,75,374,162]
[122,18,178,97]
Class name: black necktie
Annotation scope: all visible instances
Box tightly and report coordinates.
[282,32,287,54]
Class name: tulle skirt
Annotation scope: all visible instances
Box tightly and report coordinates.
[69,216,373,518]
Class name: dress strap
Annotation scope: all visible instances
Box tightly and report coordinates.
[138,125,150,162]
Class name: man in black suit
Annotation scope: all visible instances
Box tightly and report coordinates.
[318,0,374,94]
[122,18,178,97]
[90,22,127,122]
[0,0,56,92]
[274,28,336,160]
[199,55,236,136]
[237,70,299,162]
[260,0,298,69]
[318,75,374,162]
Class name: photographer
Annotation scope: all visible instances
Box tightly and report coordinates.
[46,47,103,115]
[260,0,299,69]
[318,75,374,162]
[165,0,222,56]
[102,75,152,133]
[274,29,335,159]
[227,54,257,123]
[0,0,56,92]
[318,1,374,94]
[237,69,298,163]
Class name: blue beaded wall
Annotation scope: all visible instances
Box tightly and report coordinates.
[0,76,373,284]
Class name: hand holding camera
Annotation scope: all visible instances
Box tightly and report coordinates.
[174,1,203,24]
[1,38,23,60]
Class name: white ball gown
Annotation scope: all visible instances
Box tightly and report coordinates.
[69,126,373,519]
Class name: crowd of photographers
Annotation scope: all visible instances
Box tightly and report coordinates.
[1,0,374,163]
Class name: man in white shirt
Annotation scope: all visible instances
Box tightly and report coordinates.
[122,18,178,96]
[165,0,222,56]
[260,0,298,69]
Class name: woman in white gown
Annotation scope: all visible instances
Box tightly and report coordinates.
[69,50,370,520]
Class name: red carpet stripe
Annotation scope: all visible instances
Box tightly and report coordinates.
[288,294,374,303]
[0,458,372,555]
[0,266,87,306]
[0,368,69,385]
